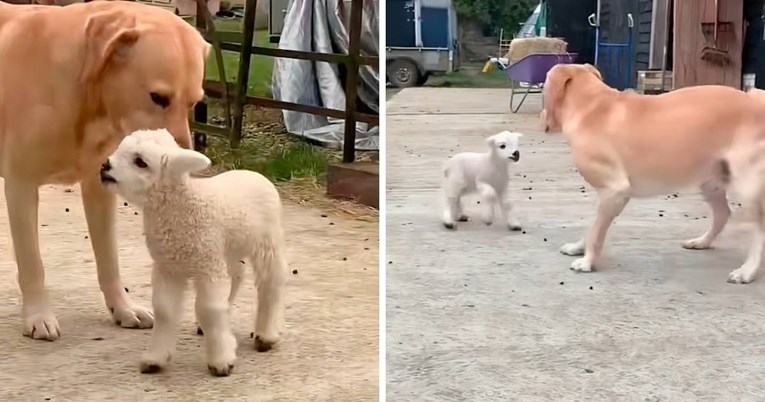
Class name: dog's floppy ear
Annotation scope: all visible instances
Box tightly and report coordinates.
[542,65,573,133]
[80,9,141,83]
[161,148,211,176]
[583,63,603,81]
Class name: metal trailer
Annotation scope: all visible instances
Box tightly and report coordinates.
[385,0,459,88]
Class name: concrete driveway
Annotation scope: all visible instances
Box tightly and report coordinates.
[386,88,765,402]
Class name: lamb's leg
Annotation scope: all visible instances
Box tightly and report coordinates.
[196,259,244,336]
[477,182,498,225]
[569,187,630,272]
[683,180,730,250]
[5,178,60,341]
[252,246,287,352]
[441,177,465,229]
[498,191,522,231]
[139,268,186,373]
[81,177,153,329]
[195,276,237,376]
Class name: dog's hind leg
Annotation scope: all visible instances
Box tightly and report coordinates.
[682,180,730,250]
[570,187,630,272]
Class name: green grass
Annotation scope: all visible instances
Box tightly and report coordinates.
[203,125,337,182]
[202,19,275,98]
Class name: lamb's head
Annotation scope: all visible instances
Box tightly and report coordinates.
[486,131,523,162]
[99,128,211,206]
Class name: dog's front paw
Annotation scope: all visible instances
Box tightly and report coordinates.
[110,304,154,329]
[139,350,172,374]
[560,241,585,256]
[570,258,593,272]
[682,237,712,250]
[22,309,61,341]
[728,264,758,284]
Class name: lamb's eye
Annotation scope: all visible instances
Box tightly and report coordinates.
[149,92,171,108]
[134,157,148,168]
[499,144,506,149]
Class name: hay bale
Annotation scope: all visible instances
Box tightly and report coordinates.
[504,37,569,63]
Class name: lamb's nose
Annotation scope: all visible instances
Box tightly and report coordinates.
[101,160,111,172]
[512,150,520,159]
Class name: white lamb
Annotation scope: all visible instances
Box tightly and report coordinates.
[99,129,287,377]
[441,130,524,230]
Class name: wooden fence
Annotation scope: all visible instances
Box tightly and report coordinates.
[191,0,379,163]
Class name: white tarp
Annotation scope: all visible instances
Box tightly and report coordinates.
[272,0,379,151]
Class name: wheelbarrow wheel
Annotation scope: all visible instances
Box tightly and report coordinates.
[388,59,421,88]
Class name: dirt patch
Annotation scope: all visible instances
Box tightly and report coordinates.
[0,182,379,401]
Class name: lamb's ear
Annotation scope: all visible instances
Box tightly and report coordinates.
[486,135,497,147]
[161,149,211,175]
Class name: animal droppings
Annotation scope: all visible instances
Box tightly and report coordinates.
[523,187,533,190]
[124,287,129,293]
[92,337,104,341]
[292,269,298,275]
[65,208,69,212]
[321,214,328,218]
[659,214,664,217]
[123,202,128,206]
[134,212,139,215]
[388,261,393,264]
[559,281,564,285]
[84,235,89,239]
[342,257,347,261]
[522,231,527,234]
[584,368,594,374]
[589,286,593,290]
[543,238,548,242]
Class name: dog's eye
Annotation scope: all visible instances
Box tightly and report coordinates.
[150,92,171,109]
[134,157,148,168]
[499,144,506,149]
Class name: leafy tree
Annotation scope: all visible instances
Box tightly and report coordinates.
[454,0,539,36]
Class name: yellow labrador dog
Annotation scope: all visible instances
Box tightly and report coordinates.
[542,63,765,284]
[0,1,210,340]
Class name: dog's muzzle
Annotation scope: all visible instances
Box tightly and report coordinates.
[509,150,520,162]
[100,160,116,184]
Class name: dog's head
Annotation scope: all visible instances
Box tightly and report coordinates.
[486,131,523,162]
[541,63,602,133]
[100,128,211,206]
[80,3,211,149]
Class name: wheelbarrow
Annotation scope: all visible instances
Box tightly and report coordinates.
[488,53,578,113]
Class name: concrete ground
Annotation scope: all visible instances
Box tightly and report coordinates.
[0,182,378,401]
[386,88,765,402]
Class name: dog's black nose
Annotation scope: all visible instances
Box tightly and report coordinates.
[101,159,111,172]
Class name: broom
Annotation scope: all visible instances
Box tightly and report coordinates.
[700,0,732,66]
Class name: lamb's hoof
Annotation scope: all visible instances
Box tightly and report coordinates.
[196,326,204,336]
[508,225,522,231]
[139,363,163,374]
[457,215,469,222]
[254,335,275,352]
[208,363,234,377]
[443,222,455,230]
